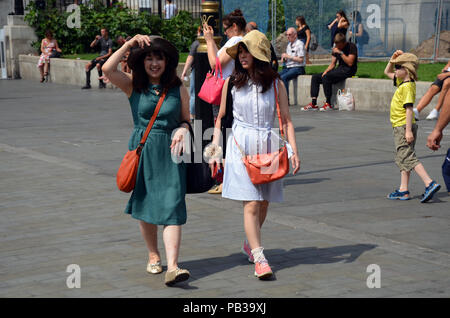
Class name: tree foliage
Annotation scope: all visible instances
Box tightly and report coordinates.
[24,0,200,54]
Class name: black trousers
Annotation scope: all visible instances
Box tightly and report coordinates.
[310,68,353,103]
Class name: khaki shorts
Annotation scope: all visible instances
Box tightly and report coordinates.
[393,124,420,172]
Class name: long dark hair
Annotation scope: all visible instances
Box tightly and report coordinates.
[232,43,279,93]
[131,47,181,94]
[296,16,306,28]
[223,9,247,32]
[337,10,348,22]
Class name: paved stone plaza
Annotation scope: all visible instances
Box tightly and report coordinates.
[1,79,449,298]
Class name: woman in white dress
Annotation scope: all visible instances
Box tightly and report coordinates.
[203,9,247,194]
[208,31,300,279]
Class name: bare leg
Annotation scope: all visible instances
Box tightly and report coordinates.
[434,80,450,112]
[416,85,440,113]
[138,221,161,264]
[162,225,182,272]
[413,163,433,187]
[399,170,410,193]
[38,65,44,80]
[243,201,262,250]
[259,200,269,228]
[44,62,49,75]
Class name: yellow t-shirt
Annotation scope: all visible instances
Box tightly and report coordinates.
[390,77,416,127]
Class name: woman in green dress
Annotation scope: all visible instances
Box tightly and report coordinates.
[102,34,191,286]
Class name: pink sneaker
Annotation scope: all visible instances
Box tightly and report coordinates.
[241,240,254,263]
[254,259,273,279]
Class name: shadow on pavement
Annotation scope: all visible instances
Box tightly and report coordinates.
[178,243,376,284]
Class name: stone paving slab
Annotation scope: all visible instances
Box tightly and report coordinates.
[0,79,449,298]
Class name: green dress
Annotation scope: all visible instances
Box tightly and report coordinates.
[124,84,187,225]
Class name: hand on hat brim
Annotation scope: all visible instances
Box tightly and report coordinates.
[128,34,152,49]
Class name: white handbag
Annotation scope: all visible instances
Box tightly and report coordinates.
[337,88,355,111]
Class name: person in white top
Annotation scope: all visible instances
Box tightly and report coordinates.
[208,30,300,280]
[203,9,246,80]
[203,9,247,194]
[164,0,177,19]
[279,27,305,104]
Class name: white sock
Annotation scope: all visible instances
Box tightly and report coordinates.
[251,247,267,263]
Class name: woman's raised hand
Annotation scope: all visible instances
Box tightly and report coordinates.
[203,23,214,42]
[129,34,151,48]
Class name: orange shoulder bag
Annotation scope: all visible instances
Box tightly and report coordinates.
[234,80,289,184]
[116,91,167,193]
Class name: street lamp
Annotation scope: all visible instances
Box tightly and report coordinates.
[194,0,222,136]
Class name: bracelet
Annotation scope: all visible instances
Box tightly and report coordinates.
[203,143,223,160]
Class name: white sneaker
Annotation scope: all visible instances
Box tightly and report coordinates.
[426,109,439,120]
[413,108,420,121]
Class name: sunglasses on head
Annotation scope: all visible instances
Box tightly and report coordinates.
[394,64,403,70]
[224,25,232,32]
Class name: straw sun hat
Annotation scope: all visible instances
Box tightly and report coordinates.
[226,30,271,63]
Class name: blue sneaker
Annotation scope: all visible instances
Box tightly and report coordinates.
[387,189,410,200]
[420,181,441,203]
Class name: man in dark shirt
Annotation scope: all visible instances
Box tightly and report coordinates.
[302,33,358,111]
[82,28,113,89]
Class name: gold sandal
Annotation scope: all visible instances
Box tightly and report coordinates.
[165,267,190,286]
[146,261,163,274]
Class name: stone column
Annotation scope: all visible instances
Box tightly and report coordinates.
[4,15,37,79]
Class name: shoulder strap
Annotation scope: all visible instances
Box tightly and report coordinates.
[273,79,285,138]
[138,90,167,147]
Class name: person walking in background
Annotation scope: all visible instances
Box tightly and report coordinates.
[37,30,62,83]
[349,10,365,58]
[302,33,357,111]
[279,27,305,105]
[328,10,349,48]
[181,26,202,122]
[82,28,113,89]
[384,50,441,202]
[296,16,311,64]
[427,88,450,195]
[413,60,450,120]
[102,34,191,286]
[246,21,279,72]
[203,9,246,194]
[209,30,300,279]
[164,0,177,19]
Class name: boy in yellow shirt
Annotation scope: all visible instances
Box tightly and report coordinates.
[384,51,441,202]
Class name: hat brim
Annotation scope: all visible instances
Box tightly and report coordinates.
[226,41,271,63]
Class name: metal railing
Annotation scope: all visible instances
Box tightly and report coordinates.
[22,0,202,19]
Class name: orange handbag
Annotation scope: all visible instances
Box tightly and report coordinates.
[234,80,289,185]
[116,91,167,193]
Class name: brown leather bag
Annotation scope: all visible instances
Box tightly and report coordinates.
[116,91,167,192]
[234,80,289,185]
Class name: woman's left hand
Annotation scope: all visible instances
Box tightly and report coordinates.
[290,153,300,175]
[170,127,188,156]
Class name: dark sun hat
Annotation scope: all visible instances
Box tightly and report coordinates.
[127,36,179,71]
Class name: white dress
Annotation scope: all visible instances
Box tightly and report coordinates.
[222,79,284,202]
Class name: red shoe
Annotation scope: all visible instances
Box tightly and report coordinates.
[319,103,334,111]
[301,102,319,111]
[254,260,273,279]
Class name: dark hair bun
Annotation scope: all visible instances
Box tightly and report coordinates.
[231,9,243,17]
